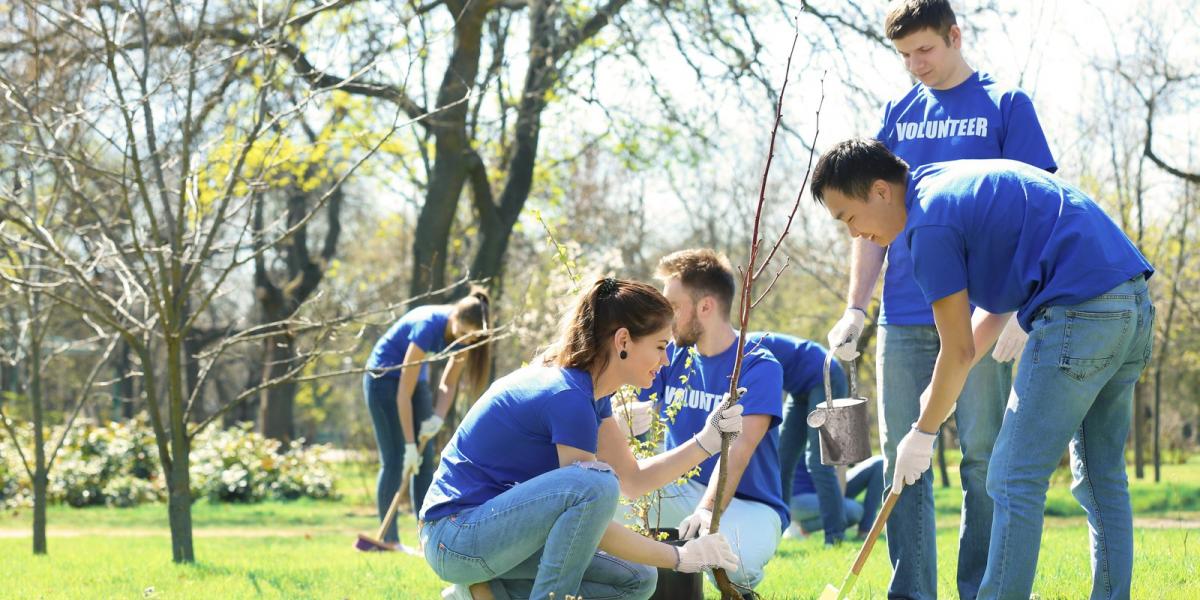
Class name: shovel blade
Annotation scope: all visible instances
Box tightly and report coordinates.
[818,584,842,600]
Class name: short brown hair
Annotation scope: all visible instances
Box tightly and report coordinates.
[543,277,673,375]
[885,0,957,42]
[655,248,737,319]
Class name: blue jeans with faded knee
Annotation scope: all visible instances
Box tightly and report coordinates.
[878,324,1009,599]
[364,374,437,542]
[778,376,849,545]
[422,464,656,600]
[979,277,1153,600]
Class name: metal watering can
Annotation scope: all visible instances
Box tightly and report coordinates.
[806,354,872,466]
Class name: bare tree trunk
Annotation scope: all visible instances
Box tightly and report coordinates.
[166,445,194,562]
[185,330,206,424]
[29,331,47,555]
[165,334,194,563]
[411,152,468,301]
[258,331,298,443]
[115,339,136,420]
[1152,179,1191,482]
[228,357,262,427]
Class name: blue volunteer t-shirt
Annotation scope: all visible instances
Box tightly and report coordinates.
[876,71,1057,325]
[904,160,1154,331]
[747,332,840,398]
[421,366,611,521]
[366,305,453,381]
[639,338,788,531]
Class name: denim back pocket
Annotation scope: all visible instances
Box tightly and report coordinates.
[1059,309,1132,381]
[435,540,495,579]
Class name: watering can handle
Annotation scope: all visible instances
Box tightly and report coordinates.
[824,353,859,402]
[849,356,858,398]
[823,353,833,405]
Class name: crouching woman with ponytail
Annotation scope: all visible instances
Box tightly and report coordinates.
[421,278,743,600]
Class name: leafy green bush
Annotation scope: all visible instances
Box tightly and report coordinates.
[190,423,336,503]
[1,439,29,509]
[0,415,337,508]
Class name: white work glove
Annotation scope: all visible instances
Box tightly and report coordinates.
[678,507,713,540]
[417,414,444,445]
[892,426,937,490]
[693,389,746,456]
[992,315,1028,363]
[402,442,422,478]
[612,400,655,438]
[674,532,740,573]
[827,307,866,361]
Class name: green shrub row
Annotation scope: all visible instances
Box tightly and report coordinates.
[0,416,337,508]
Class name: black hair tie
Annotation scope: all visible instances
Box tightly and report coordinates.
[597,277,619,299]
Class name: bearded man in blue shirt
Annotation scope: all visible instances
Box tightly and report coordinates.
[639,248,788,594]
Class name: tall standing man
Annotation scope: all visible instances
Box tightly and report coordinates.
[640,249,788,594]
[824,2,1057,598]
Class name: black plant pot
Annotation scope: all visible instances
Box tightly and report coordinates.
[649,528,704,600]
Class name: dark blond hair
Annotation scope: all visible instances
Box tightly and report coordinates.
[451,285,492,398]
[543,277,673,376]
[655,248,737,319]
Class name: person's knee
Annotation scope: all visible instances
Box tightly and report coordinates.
[987,464,1047,508]
[628,561,657,597]
[730,560,766,591]
[959,453,991,487]
[569,462,620,506]
[985,465,1005,501]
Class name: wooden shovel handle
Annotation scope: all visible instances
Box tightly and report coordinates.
[850,489,902,576]
[373,438,430,540]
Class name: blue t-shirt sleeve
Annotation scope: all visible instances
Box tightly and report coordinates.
[597,395,613,419]
[908,225,969,304]
[408,315,444,352]
[1000,92,1057,173]
[544,390,602,453]
[736,356,785,427]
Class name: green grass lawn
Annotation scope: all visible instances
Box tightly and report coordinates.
[2,457,1198,599]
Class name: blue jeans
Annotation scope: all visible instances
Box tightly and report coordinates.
[791,456,884,534]
[878,324,1010,599]
[421,464,656,600]
[979,277,1153,600]
[364,374,437,542]
[778,377,850,545]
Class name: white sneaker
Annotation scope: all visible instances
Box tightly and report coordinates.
[782,522,807,540]
[441,584,473,600]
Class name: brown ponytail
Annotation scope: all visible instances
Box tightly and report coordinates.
[543,277,674,375]
[451,285,493,398]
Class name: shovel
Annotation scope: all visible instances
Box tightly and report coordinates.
[819,488,902,600]
[354,438,430,554]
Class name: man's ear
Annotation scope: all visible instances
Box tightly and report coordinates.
[871,179,891,204]
[948,24,962,49]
